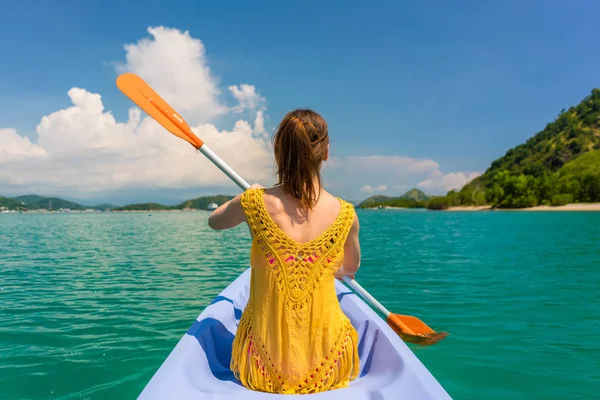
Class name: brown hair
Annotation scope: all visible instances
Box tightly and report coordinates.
[272,109,329,210]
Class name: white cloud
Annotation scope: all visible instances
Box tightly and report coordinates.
[116,26,227,123]
[359,185,387,194]
[254,110,267,137]
[229,84,265,111]
[0,26,274,196]
[418,170,481,192]
[324,154,439,197]
[0,128,47,161]
[323,154,479,198]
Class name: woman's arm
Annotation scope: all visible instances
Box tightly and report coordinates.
[335,211,361,279]
[207,194,246,231]
[208,184,263,231]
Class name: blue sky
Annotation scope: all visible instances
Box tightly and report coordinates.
[1,0,599,205]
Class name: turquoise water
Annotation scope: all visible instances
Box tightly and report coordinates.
[1,211,599,399]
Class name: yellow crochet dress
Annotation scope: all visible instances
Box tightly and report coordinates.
[230,188,360,394]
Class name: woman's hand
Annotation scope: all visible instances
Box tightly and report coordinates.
[334,267,354,281]
[248,183,265,190]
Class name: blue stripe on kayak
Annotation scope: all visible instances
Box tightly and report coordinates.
[357,320,369,355]
[339,292,377,378]
[337,291,355,303]
[360,328,379,378]
[210,296,243,320]
[186,317,242,385]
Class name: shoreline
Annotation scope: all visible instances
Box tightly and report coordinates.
[446,203,600,212]
[446,206,492,211]
[5,203,600,214]
[361,206,407,210]
[111,209,206,213]
[0,209,210,214]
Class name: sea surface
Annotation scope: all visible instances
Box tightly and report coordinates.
[1,210,599,399]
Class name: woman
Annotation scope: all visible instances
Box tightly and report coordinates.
[208,109,361,394]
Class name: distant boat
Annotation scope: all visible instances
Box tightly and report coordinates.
[207,203,218,211]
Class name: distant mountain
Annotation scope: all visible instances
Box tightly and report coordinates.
[112,195,234,211]
[357,189,430,208]
[104,195,234,212]
[177,195,234,210]
[12,195,88,210]
[0,196,27,210]
[357,195,391,208]
[9,195,113,211]
[399,188,429,201]
[0,194,234,212]
[112,203,175,211]
[93,203,117,211]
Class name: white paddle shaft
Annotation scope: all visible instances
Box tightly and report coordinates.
[199,145,250,190]
[341,276,391,317]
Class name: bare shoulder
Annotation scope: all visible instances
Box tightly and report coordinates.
[262,186,286,214]
[317,190,343,213]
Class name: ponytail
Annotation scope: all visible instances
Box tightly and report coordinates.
[273,109,329,210]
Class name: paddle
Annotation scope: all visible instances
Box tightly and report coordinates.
[116,72,447,346]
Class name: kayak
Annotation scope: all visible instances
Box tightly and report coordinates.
[138,269,451,399]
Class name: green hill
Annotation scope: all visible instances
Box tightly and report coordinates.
[358,189,430,208]
[357,195,392,208]
[0,196,27,210]
[0,194,233,212]
[93,203,117,211]
[8,195,113,210]
[431,88,600,209]
[557,150,600,182]
[555,150,600,203]
[177,195,233,210]
[113,203,175,211]
[111,195,233,212]
[12,195,88,210]
[400,188,429,201]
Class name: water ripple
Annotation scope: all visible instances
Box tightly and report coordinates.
[1,211,599,399]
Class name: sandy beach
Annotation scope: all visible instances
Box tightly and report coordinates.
[517,203,600,211]
[446,203,600,212]
[446,206,492,211]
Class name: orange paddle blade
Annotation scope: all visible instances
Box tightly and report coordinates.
[116,73,203,149]
[387,314,448,346]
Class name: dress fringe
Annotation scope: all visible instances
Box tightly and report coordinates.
[231,317,359,394]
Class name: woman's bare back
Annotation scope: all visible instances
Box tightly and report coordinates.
[262,186,342,245]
